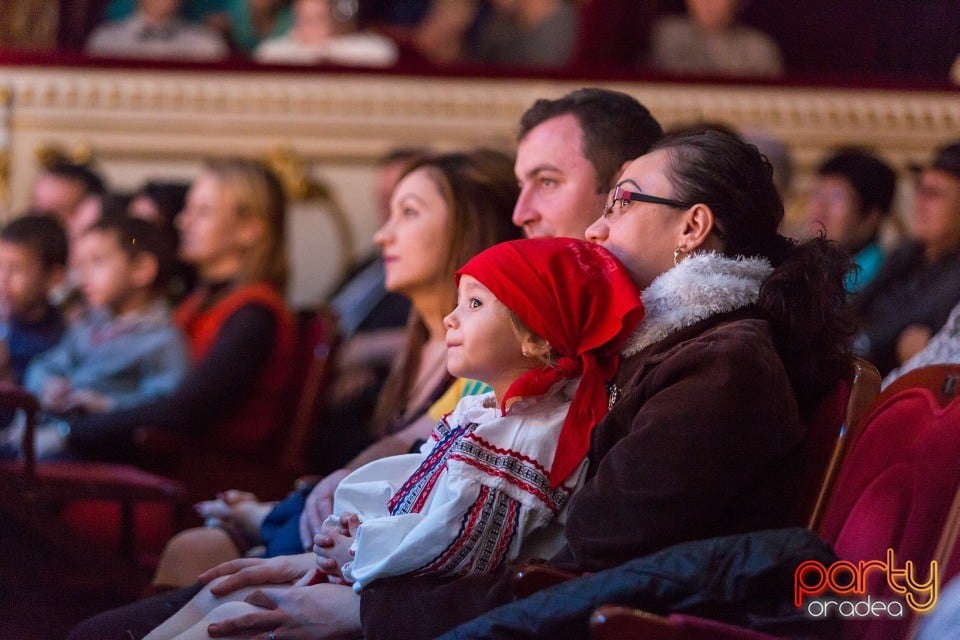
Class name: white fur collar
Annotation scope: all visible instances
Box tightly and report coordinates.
[621,252,773,357]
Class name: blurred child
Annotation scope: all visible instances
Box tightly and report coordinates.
[0,215,68,383]
[144,237,645,640]
[12,216,190,459]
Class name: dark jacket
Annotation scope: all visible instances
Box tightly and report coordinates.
[360,306,809,639]
[436,527,840,640]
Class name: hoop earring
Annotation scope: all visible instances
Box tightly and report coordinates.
[673,246,686,266]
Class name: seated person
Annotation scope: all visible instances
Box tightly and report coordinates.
[647,0,784,77]
[140,236,645,639]
[882,298,960,388]
[469,0,578,68]
[86,0,229,61]
[139,149,521,588]
[855,139,960,375]
[51,159,296,462]
[67,130,853,640]
[29,161,107,243]
[0,215,68,384]
[254,0,398,66]
[804,148,897,292]
[7,216,189,459]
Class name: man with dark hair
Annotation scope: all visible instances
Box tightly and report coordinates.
[30,161,107,235]
[513,88,663,239]
[805,149,897,292]
[855,139,960,375]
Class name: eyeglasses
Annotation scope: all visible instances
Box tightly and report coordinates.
[604,186,692,216]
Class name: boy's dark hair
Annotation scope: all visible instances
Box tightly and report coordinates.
[817,149,897,218]
[87,215,175,291]
[518,88,663,193]
[0,214,69,270]
[43,162,106,197]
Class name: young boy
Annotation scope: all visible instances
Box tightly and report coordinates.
[14,216,190,459]
[0,215,69,384]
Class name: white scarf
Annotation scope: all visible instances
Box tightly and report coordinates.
[621,252,773,357]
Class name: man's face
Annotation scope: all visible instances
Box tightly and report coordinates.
[30,174,86,227]
[911,169,960,256]
[513,114,607,240]
[804,175,877,251]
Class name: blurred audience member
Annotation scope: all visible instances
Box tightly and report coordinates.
[206,0,294,54]
[54,159,295,462]
[470,0,577,68]
[86,0,229,61]
[882,298,960,388]
[405,0,478,65]
[648,0,784,77]
[0,216,68,384]
[952,53,960,84]
[12,217,189,460]
[855,140,960,375]
[254,0,397,66]
[30,161,106,241]
[128,181,197,302]
[805,149,897,292]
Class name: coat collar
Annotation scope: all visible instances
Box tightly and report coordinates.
[622,252,773,357]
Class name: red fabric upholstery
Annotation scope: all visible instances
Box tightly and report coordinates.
[817,388,960,640]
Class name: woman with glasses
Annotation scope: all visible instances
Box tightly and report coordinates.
[70,130,853,640]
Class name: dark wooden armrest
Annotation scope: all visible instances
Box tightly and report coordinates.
[510,562,579,599]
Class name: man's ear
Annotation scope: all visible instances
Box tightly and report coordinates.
[130,253,160,289]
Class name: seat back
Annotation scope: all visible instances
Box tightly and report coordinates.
[803,356,881,531]
[817,383,960,640]
[877,363,960,411]
[279,306,341,475]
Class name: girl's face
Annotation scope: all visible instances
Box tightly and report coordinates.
[177,173,252,280]
[374,168,451,298]
[444,275,535,401]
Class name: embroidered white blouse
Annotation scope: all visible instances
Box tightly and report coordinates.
[333,382,586,591]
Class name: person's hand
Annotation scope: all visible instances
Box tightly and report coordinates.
[313,513,360,581]
[39,376,72,413]
[299,468,350,549]
[896,324,933,365]
[206,583,362,640]
[65,389,114,413]
[199,553,316,598]
[195,490,274,542]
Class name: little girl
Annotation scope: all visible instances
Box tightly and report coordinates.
[144,237,644,639]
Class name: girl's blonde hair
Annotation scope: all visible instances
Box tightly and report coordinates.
[203,158,289,292]
[506,310,556,367]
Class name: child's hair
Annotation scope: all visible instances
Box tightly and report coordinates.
[86,215,175,292]
[0,214,69,271]
[506,311,556,367]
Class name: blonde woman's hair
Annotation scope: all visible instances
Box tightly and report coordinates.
[203,158,289,291]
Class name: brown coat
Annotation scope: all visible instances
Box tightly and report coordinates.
[360,306,808,639]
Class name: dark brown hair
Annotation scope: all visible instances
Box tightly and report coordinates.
[372,149,522,433]
[652,129,855,416]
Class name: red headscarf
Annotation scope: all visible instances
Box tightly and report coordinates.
[456,237,645,488]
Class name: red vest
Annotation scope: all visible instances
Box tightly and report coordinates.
[174,282,296,454]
